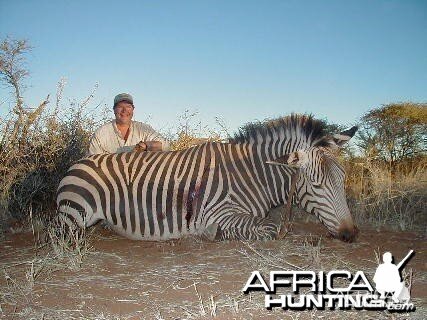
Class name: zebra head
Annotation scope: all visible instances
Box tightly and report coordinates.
[268,126,359,242]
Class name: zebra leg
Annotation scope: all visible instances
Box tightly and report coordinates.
[56,206,102,236]
[206,212,280,241]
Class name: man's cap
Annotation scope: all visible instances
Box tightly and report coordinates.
[114,93,133,106]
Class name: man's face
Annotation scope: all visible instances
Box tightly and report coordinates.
[114,101,134,125]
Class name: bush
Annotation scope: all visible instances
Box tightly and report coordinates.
[344,156,427,232]
[0,90,108,220]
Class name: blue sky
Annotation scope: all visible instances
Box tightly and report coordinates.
[1,0,426,134]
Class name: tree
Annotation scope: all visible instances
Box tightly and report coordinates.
[0,37,104,218]
[0,37,49,148]
[357,103,427,164]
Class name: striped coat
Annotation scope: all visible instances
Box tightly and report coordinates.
[57,115,359,242]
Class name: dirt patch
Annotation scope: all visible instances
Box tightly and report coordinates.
[0,219,426,319]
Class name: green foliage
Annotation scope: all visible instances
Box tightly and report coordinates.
[358,102,427,164]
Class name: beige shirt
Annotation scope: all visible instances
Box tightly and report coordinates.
[88,120,170,155]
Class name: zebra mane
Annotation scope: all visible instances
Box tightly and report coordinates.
[230,113,330,146]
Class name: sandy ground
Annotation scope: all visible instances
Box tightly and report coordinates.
[0,217,426,320]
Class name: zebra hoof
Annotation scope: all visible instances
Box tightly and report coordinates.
[269,205,285,225]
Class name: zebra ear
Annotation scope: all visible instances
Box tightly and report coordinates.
[330,126,358,148]
[266,150,308,168]
[316,126,358,149]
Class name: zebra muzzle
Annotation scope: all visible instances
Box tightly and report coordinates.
[338,225,359,243]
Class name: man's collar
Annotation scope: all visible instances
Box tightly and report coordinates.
[112,120,133,139]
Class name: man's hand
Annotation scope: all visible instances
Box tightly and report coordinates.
[134,140,163,152]
[134,141,147,152]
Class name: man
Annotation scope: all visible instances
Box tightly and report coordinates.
[373,251,404,302]
[88,93,170,155]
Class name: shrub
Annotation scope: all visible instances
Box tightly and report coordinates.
[0,88,108,220]
[344,156,427,232]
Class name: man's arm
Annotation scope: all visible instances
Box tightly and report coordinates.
[133,123,171,152]
[145,133,170,151]
[135,140,165,152]
[88,135,107,155]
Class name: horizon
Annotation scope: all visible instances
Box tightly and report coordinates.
[1,0,426,134]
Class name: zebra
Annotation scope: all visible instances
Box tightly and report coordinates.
[57,114,359,242]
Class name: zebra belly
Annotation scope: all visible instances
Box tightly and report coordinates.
[104,217,200,241]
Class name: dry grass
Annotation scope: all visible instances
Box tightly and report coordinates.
[164,109,226,151]
[0,213,95,316]
[45,215,94,270]
[345,157,427,232]
[0,80,109,226]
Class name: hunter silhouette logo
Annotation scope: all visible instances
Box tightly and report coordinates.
[242,249,416,312]
[373,250,414,303]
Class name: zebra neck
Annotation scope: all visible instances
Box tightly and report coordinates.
[249,138,305,207]
[233,141,281,208]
